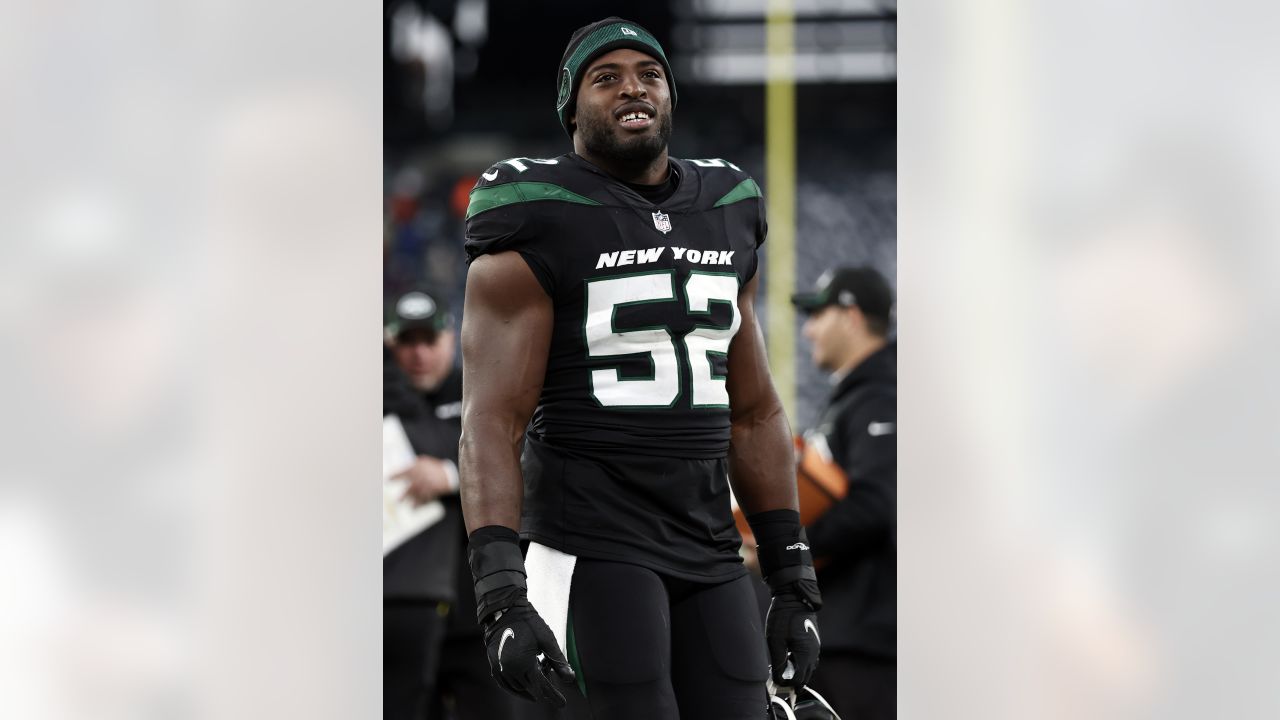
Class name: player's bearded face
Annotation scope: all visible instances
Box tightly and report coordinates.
[576,99,672,164]
[574,58,673,165]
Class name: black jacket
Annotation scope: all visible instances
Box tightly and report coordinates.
[806,342,896,658]
[383,351,467,611]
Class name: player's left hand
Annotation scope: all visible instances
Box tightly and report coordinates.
[766,585,821,687]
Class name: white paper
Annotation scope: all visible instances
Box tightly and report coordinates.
[382,415,417,479]
[382,415,445,554]
[382,481,444,555]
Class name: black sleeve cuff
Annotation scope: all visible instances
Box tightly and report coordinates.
[468,524,520,547]
[467,526,528,622]
[745,508,801,547]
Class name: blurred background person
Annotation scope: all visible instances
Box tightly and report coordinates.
[791,267,897,720]
[383,288,523,720]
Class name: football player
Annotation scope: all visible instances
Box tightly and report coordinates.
[459,17,821,718]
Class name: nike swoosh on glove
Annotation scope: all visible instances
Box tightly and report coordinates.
[766,588,820,688]
[482,600,577,707]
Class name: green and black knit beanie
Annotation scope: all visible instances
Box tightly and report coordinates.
[555,17,677,138]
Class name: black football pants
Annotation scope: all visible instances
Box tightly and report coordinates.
[563,559,771,720]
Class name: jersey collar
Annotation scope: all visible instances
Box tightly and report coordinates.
[567,153,702,211]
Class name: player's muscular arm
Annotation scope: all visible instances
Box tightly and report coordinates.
[459,252,575,707]
[728,274,820,688]
[725,274,798,514]
[459,251,553,533]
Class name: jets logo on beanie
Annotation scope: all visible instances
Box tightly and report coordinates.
[555,17,677,138]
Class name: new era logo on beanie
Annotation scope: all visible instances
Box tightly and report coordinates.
[555,17,677,138]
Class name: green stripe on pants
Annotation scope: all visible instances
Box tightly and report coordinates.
[567,609,587,697]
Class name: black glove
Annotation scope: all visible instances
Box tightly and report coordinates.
[765,584,821,688]
[469,526,576,707]
[481,595,577,705]
[748,509,824,688]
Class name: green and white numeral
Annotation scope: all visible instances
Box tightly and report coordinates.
[499,157,559,172]
[683,273,742,407]
[584,271,740,408]
[585,272,680,407]
[687,158,742,171]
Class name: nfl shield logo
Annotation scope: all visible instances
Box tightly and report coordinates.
[651,211,672,234]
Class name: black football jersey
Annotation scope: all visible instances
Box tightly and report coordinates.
[464,152,766,580]
[465,152,765,458]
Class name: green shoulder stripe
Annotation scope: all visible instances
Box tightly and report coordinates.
[466,181,602,219]
[712,178,763,208]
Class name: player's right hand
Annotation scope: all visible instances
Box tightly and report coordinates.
[480,597,577,706]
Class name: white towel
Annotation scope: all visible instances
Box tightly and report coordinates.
[525,542,578,657]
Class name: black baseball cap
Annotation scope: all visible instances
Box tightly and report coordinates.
[791,266,894,324]
[386,289,452,339]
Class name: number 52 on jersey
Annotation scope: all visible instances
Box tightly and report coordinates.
[585,270,741,409]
